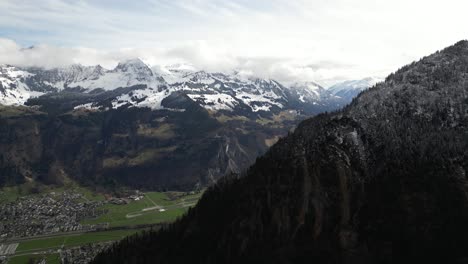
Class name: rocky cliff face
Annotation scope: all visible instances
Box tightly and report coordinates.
[0,94,298,190]
[92,41,468,263]
[0,106,46,185]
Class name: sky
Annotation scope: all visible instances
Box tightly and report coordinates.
[1,0,468,86]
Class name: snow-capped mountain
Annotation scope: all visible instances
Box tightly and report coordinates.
[0,60,360,193]
[0,65,45,105]
[328,77,383,102]
[29,58,164,92]
[289,81,324,101]
[151,63,197,84]
[75,68,294,113]
[165,70,289,112]
[0,59,167,105]
[0,60,349,115]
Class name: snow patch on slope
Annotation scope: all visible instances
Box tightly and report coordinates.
[188,93,238,111]
[0,66,44,105]
[328,77,383,97]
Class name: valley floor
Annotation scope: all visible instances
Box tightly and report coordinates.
[0,184,203,264]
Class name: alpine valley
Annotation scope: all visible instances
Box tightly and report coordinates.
[0,60,369,190]
[92,41,468,264]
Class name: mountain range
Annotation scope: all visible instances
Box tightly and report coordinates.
[328,77,382,103]
[0,60,375,190]
[0,59,361,114]
[92,41,468,263]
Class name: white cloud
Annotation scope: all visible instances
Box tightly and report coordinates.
[1,0,468,85]
[0,38,78,68]
[0,38,370,86]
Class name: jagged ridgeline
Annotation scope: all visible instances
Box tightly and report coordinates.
[92,41,468,263]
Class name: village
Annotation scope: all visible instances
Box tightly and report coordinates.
[60,242,113,264]
[0,191,109,240]
[0,188,200,263]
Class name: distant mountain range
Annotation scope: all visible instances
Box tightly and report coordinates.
[328,77,382,103]
[0,59,377,113]
[0,60,377,190]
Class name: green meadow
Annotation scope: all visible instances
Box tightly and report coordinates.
[81,191,203,227]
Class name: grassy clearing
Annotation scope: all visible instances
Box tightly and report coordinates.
[255,110,299,128]
[16,236,65,252]
[0,186,22,204]
[272,110,299,123]
[128,147,177,166]
[103,146,178,168]
[102,156,127,169]
[137,123,175,140]
[15,229,142,253]
[81,191,203,228]
[214,114,249,123]
[74,186,105,202]
[0,105,44,118]
[9,253,60,264]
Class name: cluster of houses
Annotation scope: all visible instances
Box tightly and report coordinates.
[60,242,113,264]
[108,192,144,205]
[0,191,107,239]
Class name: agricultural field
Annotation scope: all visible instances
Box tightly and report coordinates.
[4,229,146,264]
[81,191,204,227]
[15,229,143,254]
[8,253,60,264]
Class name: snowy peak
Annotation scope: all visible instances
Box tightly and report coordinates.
[0,63,357,115]
[152,63,197,85]
[88,65,105,79]
[185,71,215,84]
[114,58,153,76]
[0,65,42,105]
[290,81,326,100]
[328,77,383,102]
[54,64,105,83]
[0,65,30,81]
[286,81,346,112]
[164,71,291,112]
[41,60,164,92]
[0,61,168,106]
[104,58,162,87]
[330,77,381,91]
